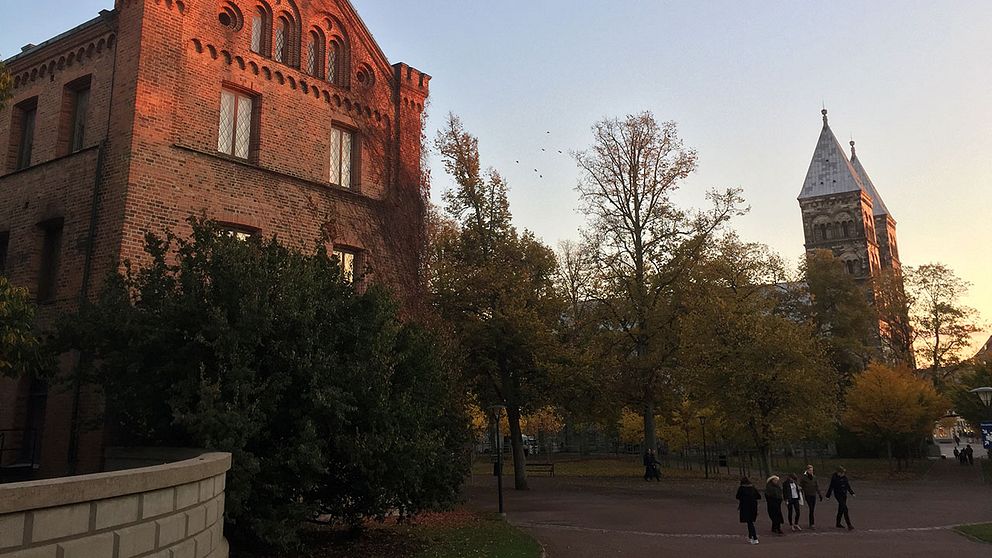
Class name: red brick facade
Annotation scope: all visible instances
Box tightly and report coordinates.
[0,0,429,478]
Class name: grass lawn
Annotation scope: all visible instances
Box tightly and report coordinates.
[955,523,992,544]
[229,510,542,558]
[473,454,932,481]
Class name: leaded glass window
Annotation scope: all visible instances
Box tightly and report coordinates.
[251,15,262,53]
[330,127,354,187]
[274,21,286,63]
[327,42,339,84]
[218,89,254,159]
[306,39,316,75]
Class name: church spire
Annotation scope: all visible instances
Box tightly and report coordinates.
[822,108,829,126]
[850,139,856,159]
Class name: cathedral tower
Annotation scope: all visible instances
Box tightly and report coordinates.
[797,109,899,280]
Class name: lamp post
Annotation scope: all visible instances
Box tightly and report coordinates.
[491,404,506,516]
[698,415,709,479]
[971,387,992,407]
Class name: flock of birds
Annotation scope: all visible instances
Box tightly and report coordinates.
[514,130,566,179]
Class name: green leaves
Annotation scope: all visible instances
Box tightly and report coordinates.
[61,219,470,550]
[0,276,54,378]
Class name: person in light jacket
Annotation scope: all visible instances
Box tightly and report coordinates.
[826,466,855,530]
[736,476,762,544]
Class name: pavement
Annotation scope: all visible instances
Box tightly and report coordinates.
[465,459,992,557]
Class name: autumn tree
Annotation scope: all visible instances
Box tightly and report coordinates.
[0,277,53,378]
[843,363,947,469]
[907,263,982,385]
[799,250,877,390]
[573,112,745,453]
[432,114,564,490]
[873,268,916,368]
[685,236,835,478]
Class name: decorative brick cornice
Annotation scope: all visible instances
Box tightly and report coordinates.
[11,32,117,91]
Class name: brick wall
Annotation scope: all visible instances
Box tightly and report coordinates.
[0,452,231,558]
[0,0,430,476]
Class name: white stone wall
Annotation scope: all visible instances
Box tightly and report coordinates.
[0,453,231,558]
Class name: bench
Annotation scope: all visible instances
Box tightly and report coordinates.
[525,462,555,477]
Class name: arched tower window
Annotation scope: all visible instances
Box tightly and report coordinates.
[274,15,290,63]
[841,221,849,237]
[250,5,272,56]
[307,29,326,78]
[845,260,856,275]
[825,223,833,240]
[327,40,341,85]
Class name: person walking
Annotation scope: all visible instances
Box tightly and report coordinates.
[765,475,785,535]
[965,444,975,465]
[643,449,661,481]
[826,466,855,530]
[783,473,803,531]
[736,476,762,545]
[799,464,823,529]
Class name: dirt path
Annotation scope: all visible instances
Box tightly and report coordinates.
[465,459,992,557]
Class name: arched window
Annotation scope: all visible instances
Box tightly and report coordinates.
[846,260,856,275]
[841,221,849,237]
[250,5,272,56]
[825,223,833,240]
[307,29,325,78]
[274,16,290,63]
[327,40,341,85]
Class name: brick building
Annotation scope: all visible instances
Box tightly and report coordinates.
[0,0,429,478]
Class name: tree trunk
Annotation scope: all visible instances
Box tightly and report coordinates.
[886,439,893,473]
[644,397,657,453]
[506,405,529,490]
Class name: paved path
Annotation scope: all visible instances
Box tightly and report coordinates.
[465,459,992,557]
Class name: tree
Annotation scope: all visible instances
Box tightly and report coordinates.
[432,114,564,490]
[843,363,947,469]
[60,221,470,550]
[907,263,982,385]
[573,112,745,453]
[0,276,53,378]
[0,59,12,112]
[685,236,835,478]
[800,250,877,390]
[872,268,916,368]
[950,363,992,435]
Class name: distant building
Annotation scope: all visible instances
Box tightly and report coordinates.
[797,109,912,366]
[975,335,992,363]
[798,109,901,279]
[0,0,429,478]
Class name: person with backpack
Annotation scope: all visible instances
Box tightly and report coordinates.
[826,466,855,530]
[736,476,762,544]
[799,464,823,529]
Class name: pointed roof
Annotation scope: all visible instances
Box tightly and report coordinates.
[798,109,868,201]
[849,141,892,218]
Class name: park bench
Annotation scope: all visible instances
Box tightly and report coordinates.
[525,462,555,477]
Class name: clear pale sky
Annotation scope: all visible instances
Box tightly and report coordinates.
[5,1,991,347]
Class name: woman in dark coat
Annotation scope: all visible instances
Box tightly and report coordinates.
[736,476,762,544]
[765,475,785,534]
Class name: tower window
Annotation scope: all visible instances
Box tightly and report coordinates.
[62,76,92,154]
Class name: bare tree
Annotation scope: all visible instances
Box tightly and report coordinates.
[573,112,745,451]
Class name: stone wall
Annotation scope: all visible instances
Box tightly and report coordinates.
[0,452,231,558]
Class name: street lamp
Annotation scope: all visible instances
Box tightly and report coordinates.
[971,387,992,407]
[490,404,507,516]
[698,415,709,480]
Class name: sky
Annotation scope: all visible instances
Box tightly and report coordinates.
[5,1,991,348]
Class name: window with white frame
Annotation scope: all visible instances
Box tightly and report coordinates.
[329,126,354,187]
[218,89,255,159]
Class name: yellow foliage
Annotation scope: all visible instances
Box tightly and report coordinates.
[520,407,563,436]
[843,363,947,441]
